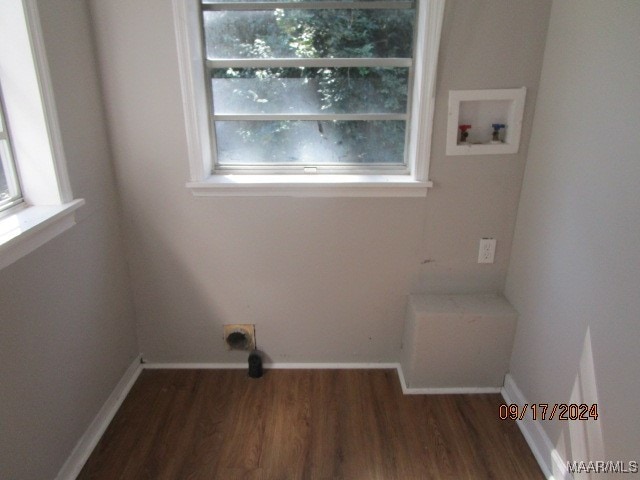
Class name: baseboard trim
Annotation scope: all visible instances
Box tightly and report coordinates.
[143,362,247,369]
[144,361,399,370]
[55,355,143,480]
[396,364,502,394]
[268,362,399,369]
[501,374,571,480]
[145,361,501,394]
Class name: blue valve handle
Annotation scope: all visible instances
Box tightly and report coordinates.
[491,124,505,142]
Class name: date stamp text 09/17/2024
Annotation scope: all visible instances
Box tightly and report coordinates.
[500,404,640,475]
[499,403,599,421]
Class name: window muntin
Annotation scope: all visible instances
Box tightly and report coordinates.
[0,86,22,213]
[211,67,409,115]
[201,1,416,172]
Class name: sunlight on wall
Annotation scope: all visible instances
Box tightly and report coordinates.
[552,327,604,480]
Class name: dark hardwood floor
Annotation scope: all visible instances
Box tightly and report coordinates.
[78,369,543,479]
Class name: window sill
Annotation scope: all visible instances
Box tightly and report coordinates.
[0,199,85,270]
[186,175,433,198]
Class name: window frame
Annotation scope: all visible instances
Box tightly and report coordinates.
[203,1,415,174]
[0,0,84,270]
[173,0,445,197]
[0,84,23,213]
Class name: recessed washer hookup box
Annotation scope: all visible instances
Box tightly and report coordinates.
[400,294,518,389]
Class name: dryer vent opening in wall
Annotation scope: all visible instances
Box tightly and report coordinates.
[224,324,256,351]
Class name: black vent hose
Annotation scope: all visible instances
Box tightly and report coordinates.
[248,351,263,379]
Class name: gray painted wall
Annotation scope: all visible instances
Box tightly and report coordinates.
[505,0,640,466]
[0,2,139,479]
[88,0,550,363]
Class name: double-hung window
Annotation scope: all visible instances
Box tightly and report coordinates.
[174,0,444,196]
[204,0,415,172]
[0,0,84,270]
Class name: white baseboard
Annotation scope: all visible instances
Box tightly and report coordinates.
[144,361,399,370]
[55,356,143,480]
[145,361,500,394]
[268,362,399,369]
[501,374,572,480]
[396,364,502,394]
[143,362,247,369]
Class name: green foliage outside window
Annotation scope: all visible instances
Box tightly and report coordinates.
[205,6,415,164]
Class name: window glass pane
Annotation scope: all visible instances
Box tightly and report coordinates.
[0,164,8,202]
[204,1,409,3]
[215,120,405,165]
[212,67,408,114]
[204,9,414,59]
[0,141,16,205]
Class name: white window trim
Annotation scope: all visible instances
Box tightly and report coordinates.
[0,0,84,270]
[0,87,22,211]
[173,0,444,197]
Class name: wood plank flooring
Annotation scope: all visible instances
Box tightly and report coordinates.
[78,369,543,479]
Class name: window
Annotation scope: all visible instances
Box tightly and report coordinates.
[0,85,22,213]
[0,0,83,269]
[204,0,414,172]
[173,0,444,196]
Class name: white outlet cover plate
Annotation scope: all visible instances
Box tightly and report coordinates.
[478,238,496,264]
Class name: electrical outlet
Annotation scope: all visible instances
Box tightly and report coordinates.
[478,238,496,264]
